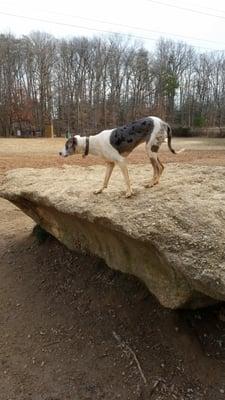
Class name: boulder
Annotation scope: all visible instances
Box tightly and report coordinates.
[1,164,225,309]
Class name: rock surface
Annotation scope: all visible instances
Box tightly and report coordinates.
[1,163,225,309]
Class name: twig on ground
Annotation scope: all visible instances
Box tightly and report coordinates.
[112,330,147,385]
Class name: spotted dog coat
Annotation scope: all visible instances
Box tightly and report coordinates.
[59,116,183,198]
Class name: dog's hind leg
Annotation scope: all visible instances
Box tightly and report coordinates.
[144,142,162,187]
[116,160,133,198]
[94,162,115,195]
[157,156,164,177]
[145,154,161,188]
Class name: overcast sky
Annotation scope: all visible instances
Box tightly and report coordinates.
[1,0,225,52]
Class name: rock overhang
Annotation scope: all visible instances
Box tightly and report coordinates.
[1,164,225,309]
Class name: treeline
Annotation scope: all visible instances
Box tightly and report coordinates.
[1,31,225,136]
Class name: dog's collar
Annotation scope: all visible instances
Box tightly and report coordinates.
[83,137,89,157]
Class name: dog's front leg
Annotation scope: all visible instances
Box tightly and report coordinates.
[117,160,133,198]
[93,162,114,195]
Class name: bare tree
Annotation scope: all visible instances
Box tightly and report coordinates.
[1,32,225,136]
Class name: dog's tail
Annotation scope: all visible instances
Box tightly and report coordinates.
[167,124,185,154]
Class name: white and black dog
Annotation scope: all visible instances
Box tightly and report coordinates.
[59,116,183,198]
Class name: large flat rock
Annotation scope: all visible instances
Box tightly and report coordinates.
[1,164,225,309]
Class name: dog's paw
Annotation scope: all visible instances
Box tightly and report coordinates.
[144,181,158,188]
[144,182,154,188]
[93,189,103,195]
[125,191,133,198]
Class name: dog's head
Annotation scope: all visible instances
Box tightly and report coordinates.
[59,136,78,157]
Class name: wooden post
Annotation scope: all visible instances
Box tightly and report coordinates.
[50,119,54,138]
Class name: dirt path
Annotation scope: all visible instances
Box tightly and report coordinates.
[1,138,225,177]
[1,138,225,399]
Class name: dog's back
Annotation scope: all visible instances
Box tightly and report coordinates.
[109,117,155,154]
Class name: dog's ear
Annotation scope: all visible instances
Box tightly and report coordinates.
[72,137,77,146]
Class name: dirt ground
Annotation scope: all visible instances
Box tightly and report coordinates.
[1,137,225,400]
